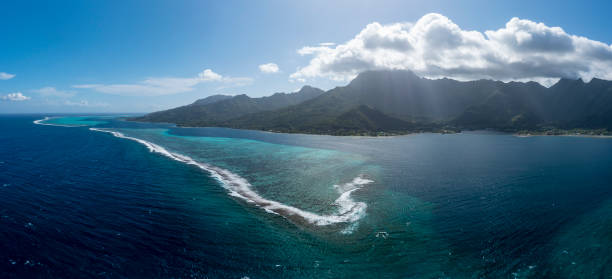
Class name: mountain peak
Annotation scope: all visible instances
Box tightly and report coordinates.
[135,69,612,134]
[297,85,324,94]
[191,94,233,106]
[551,77,585,90]
[356,69,418,79]
[588,77,612,85]
[234,94,250,99]
[349,69,419,88]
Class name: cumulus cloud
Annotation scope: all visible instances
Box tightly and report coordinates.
[73,69,253,96]
[199,69,223,81]
[1,92,30,101]
[32,87,76,97]
[0,72,15,80]
[258,63,280,73]
[291,13,612,85]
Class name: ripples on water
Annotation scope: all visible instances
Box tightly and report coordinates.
[1,115,611,278]
[89,127,371,230]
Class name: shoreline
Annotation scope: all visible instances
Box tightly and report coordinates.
[514,128,612,138]
[51,116,612,139]
[176,125,456,138]
[514,133,612,139]
[137,120,459,138]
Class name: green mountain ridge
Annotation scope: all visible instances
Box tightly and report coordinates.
[132,70,612,135]
[223,104,416,135]
[131,85,325,125]
[191,94,233,106]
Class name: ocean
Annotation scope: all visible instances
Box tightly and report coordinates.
[1,114,612,278]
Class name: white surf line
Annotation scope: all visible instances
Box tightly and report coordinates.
[33,116,51,125]
[90,127,371,228]
[33,116,61,126]
[33,116,87,127]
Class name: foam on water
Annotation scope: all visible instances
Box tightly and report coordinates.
[34,116,106,127]
[32,117,50,125]
[89,128,371,229]
[33,116,87,127]
[33,117,71,127]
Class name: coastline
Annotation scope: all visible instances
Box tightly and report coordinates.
[126,118,459,137]
[106,117,612,139]
[514,128,612,138]
[172,124,457,138]
[514,133,612,139]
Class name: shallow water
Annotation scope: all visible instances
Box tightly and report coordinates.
[1,114,612,278]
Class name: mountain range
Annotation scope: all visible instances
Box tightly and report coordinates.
[133,86,324,126]
[130,70,612,135]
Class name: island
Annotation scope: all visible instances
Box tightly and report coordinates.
[130,70,612,136]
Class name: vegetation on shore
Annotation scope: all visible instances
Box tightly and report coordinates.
[131,70,612,136]
[515,128,612,136]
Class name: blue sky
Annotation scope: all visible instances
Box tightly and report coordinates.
[1,0,611,113]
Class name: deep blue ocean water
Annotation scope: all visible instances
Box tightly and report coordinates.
[2,114,612,278]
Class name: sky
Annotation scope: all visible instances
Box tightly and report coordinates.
[1,0,611,113]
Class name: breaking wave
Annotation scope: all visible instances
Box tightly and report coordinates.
[89,128,371,230]
[33,117,85,127]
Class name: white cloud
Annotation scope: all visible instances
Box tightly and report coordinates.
[199,69,223,81]
[0,72,15,80]
[291,13,612,84]
[72,84,101,89]
[1,92,30,101]
[319,42,336,46]
[32,87,76,98]
[258,63,280,74]
[73,69,253,96]
[64,100,109,107]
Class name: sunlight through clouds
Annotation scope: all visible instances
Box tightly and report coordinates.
[291,13,612,85]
